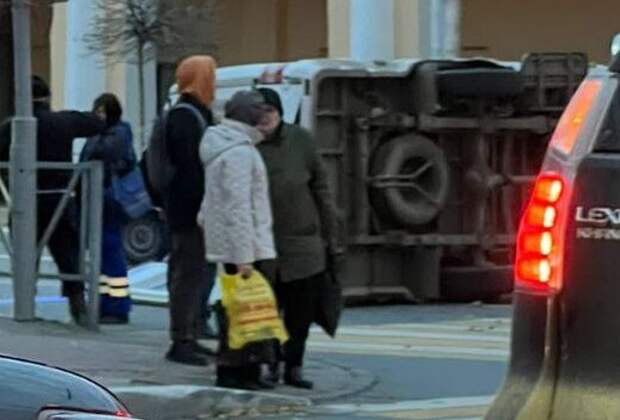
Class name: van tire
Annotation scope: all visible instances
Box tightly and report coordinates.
[370,134,450,227]
[122,211,169,266]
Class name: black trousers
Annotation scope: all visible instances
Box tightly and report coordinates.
[276,273,323,369]
[37,196,82,296]
[194,261,217,336]
[167,225,210,341]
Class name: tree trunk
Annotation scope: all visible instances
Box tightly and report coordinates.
[137,43,146,150]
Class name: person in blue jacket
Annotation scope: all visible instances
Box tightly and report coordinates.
[80,93,134,324]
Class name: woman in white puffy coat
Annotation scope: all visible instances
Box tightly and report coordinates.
[197,90,277,390]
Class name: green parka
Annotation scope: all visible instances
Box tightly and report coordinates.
[257,123,341,282]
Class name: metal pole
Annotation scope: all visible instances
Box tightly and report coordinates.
[86,162,103,331]
[11,0,38,321]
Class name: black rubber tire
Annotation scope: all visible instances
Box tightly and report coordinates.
[122,211,169,266]
[370,134,450,227]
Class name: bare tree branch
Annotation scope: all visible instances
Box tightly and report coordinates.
[83,0,178,66]
[82,0,182,148]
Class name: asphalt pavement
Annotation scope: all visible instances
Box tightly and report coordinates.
[0,276,512,419]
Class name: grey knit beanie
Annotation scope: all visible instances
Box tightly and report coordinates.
[224,91,267,126]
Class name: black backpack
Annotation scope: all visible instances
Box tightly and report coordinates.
[144,103,207,203]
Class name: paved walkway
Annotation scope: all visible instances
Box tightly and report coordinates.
[0,313,374,419]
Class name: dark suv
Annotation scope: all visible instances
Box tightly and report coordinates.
[487,45,620,418]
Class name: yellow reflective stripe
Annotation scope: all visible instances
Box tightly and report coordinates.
[100,275,109,285]
[99,286,110,294]
[108,277,128,287]
[108,288,130,298]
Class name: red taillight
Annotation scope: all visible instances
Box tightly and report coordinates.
[516,172,567,293]
[533,177,564,203]
[517,258,552,283]
[550,79,602,155]
[521,231,554,256]
[525,204,557,229]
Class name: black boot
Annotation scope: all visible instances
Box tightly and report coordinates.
[265,362,281,384]
[284,366,313,389]
[100,314,129,325]
[256,377,276,390]
[249,364,276,390]
[216,366,261,390]
[67,293,87,326]
[166,341,208,366]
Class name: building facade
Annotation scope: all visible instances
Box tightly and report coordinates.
[2,0,620,127]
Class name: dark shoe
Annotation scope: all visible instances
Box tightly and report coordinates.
[256,378,276,390]
[216,377,261,391]
[100,315,129,325]
[67,293,87,326]
[166,342,208,366]
[191,340,217,356]
[266,362,281,384]
[284,367,313,390]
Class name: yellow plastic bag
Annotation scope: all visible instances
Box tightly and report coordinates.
[220,270,289,350]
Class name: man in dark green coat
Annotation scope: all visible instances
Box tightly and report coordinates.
[256,88,343,389]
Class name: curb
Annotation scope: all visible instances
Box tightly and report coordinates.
[111,384,312,420]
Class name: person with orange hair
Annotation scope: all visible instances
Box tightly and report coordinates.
[164,55,217,366]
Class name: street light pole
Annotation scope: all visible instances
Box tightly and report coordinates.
[11,0,38,321]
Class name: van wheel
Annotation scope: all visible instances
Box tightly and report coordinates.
[122,212,169,266]
[370,134,450,227]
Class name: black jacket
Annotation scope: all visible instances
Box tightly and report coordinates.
[164,93,213,231]
[0,102,106,193]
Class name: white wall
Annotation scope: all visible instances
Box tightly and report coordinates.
[350,0,395,61]
[63,0,106,111]
[50,0,157,155]
[50,1,67,111]
[328,0,424,59]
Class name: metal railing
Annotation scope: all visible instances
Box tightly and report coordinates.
[0,161,103,331]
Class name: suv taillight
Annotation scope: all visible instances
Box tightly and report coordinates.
[516,173,568,293]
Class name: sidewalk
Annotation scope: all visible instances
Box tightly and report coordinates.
[0,307,375,419]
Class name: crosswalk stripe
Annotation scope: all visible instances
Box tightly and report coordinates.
[308,340,509,360]
[308,320,511,361]
[321,395,493,419]
[313,327,510,343]
[311,321,511,335]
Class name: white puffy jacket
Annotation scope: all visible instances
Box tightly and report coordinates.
[197,119,276,264]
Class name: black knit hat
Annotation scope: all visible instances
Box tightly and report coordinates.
[93,93,123,127]
[256,87,283,116]
[225,91,267,126]
[32,75,51,100]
